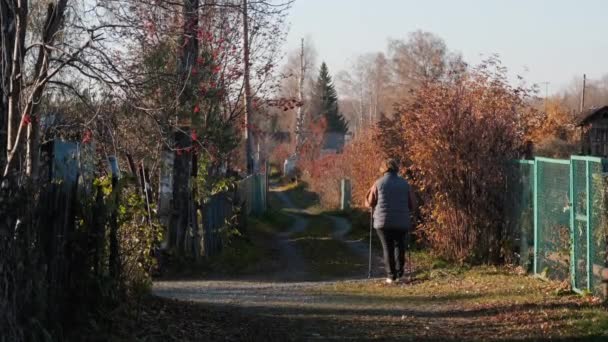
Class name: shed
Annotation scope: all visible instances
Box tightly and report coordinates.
[576,106,608,157]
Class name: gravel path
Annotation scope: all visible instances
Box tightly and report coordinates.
[152,185,393,339]
[150,186,598,341]
[270,187,313,281]
[154,279,342,308]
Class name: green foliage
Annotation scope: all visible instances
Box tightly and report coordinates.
[195,151,237,203]
[118,190,163,293]
[87,176,163,295]
[269,164,281,179]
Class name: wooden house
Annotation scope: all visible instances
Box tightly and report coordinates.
[577,106,608,157]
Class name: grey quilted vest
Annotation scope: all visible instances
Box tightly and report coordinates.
[373,172,411,230]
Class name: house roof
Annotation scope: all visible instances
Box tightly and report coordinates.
[576,105,608,126]
[323,132,345,150]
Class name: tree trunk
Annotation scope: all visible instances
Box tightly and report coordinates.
[0,0,14,173]
[243,0,253,174]
[26,1,68,178]
[168,0,198,253]
[5,0,27,176]
[2,1,67,179]
[295,38,305,155]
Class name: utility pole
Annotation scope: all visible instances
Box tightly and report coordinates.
[579,74,587,155]
[539,81,549,113]
[243,0,254,174]
[580,74,586,114]
[295,38,305,156]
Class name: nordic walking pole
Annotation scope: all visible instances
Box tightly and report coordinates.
[407,227,413,281]
[368,208,373,278]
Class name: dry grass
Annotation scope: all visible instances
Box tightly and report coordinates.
[313,252,608,340]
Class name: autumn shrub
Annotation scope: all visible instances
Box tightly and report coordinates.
[341,128,385,206]
[116,187,163,295]
[297,127,384,209]
[301,153,345,208]
[378,59,539,263]
[528,99,579,158]
[534,136,579,158]
[269,142,293,171]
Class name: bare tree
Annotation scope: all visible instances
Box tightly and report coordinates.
[337,52,391,133]
[388,30,448,87]
[278,36,316,151]
[0,0,117,179]
[333,30,466,135]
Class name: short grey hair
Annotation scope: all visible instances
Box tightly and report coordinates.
[380,158,399,173]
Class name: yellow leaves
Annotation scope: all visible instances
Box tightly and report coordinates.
[528,98,577,145]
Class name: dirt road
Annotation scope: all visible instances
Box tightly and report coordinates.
[152,185,607,341]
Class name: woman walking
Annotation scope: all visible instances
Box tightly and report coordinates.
[366,159,416,284]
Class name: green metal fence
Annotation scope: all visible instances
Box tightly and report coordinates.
[505,160,534,271]
[507,156,608,297]
[570,156,608,295]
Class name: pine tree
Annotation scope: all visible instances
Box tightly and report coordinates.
[313,62,348,134]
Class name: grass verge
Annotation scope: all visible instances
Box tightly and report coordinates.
[292,237,366,279]
[291,214,334,238]
[315,251,608,340]
[271,180,320,210]
[252,209,295,234]
[159,212,293,279]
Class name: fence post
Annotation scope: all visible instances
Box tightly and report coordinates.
[108,156,121,280]
[570,158,576,287]
[265,160,269,210]
[533,158,539,275]
[255,174,264,216]
[340,179,351,211]
[586,160,592,291]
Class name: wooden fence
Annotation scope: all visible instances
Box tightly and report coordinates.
[194,173,268,258]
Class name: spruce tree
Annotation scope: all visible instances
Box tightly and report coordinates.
[314,62,348,134]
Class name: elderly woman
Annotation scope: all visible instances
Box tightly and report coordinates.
[365,158,416,284]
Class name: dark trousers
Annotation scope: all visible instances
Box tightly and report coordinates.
[375,228,407,280]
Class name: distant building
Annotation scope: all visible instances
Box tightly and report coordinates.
[577,106,608,157]
[321,132,345,155]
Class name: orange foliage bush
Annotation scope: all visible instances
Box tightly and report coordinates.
[298,126,384,209]
[528,99,577,144]
[297,118,341,207]
[269,142,293,167]
[527,99,579,158]
[341,128,385,206]
[301,153,345,207]
[377,58,539,263]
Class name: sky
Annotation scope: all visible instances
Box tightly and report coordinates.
[284,0,608,94]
